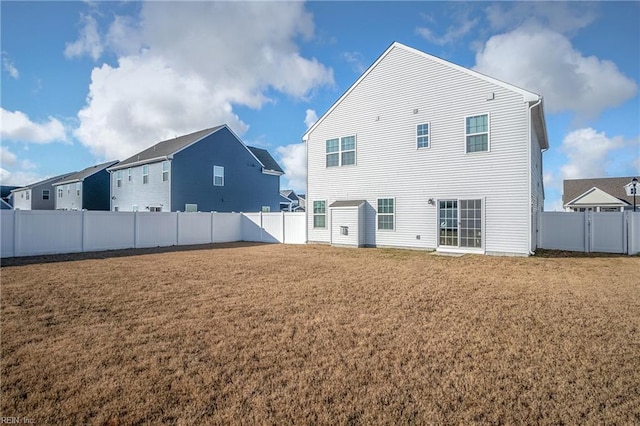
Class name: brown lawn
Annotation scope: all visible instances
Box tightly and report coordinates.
[1,243,639,424]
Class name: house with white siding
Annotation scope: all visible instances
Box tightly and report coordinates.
[303,42,548,256]
[53,160,118,210]
[11,173,75,210]
[107,125,283,213]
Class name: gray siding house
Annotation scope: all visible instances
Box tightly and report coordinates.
[53,161,118,210]
[11,173,75,210]
[107,125,283,212]
[304,42,549,256]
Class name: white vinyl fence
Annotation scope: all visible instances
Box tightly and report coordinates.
[0,210,306,258]
[538,211,640,255]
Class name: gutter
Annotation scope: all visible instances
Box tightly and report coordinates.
[527,97,543,255]
[107,156,169,172]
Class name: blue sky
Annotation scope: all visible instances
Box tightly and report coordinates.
[1,1,638,211]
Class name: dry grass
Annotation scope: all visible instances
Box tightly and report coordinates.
[1,243,639,424]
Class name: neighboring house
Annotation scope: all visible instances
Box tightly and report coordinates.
[297,194,306,211]
[279,189,302,211]
[53,160,119,211]
[1,185,19,207]
[304,42,549,256]
[563,177,638,212]
[11,173,75,210]
[108,125,284,212]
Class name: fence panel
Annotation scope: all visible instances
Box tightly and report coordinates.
[262,213,284,243]
[135,212,178,248]
[211,213,242,243]
[17,210,84,256]
[84,211,135,252]
[591,212,625,253]
[242,213,262,242]
[1,211,15,258]
[631,212,640,255]
[178,212,213,245]
[539,212,586,252]
[283,212,306,244]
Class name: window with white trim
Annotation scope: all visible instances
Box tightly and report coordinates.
[149,206,161,212]
[76,183,81,196]
[377,198,395,230]
[116,170,122,188]
[185,204,197,212]
[326,135,356,167]
[127,168,132,182]
[142,165,149,184]
[313,200,326,228]
[465,114,489,153]
[417,123,430,148]
[26,191,30,201]
[162,161,169,182]
[42,189,50,200]
[213,165,224,186]
[57,188,63,198]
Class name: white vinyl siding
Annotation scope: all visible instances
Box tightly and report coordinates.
[111,162,171,212]
[306,44,534,254]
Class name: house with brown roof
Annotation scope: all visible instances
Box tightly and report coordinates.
[563,176,638,212]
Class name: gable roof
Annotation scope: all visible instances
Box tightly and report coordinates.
[564,187,630,208]
[247,147,284,174]
[11,172,76,192]
[110,126,224,170]
[279,189,298,201]
[54,160,119,186]
[303,41,547,148]
[0,199,12,209]
[563,177,637,206]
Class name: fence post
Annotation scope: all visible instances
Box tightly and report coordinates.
[81,210,87,253]
[134,211,138,248]
[176,211,180,246]
[260,211,263,243]
[13,209,20,257]
[282,211,286,244]
[584,211,590,253]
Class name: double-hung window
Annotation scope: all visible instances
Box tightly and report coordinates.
[116,170,122,188]
[377,198,395,230]
[142,165,149,184]
[76,183,81,196]
[417,123,430,148]
[127,168,132,182]
[26,191,30,201]
[42,189,50,200]
[57,188,63,198]
[213,166,224,186]
[326,136,356,167]
[465,114,489,153]
[313,200,326,228]
[162,161,169,182]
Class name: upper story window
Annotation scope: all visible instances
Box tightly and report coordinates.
[465,114,489,153]
[57,188,63,198]
[116,170,122,188]
[377,198,395,231]
[42,189,50,200]
[313,200,326,228]
[417,123,430,148]
[142,165,149,184]
[127,168,132,182]
[67,184,70,193]
[76,183,81,196]
[26,191,30,200]
[162,161,169,182]
[213,165,224,186]
[326,135,356,167]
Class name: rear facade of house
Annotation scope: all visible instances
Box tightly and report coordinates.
[109,126,283,213]
[54,161,117,211]
[11,174,74,211]
[304,42,548,256]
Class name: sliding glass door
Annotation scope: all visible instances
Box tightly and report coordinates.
[438,199,482,248]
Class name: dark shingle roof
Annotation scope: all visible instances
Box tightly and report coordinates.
[279,189,298,201]
[563,177,637,205]
[54,160,119,185]
[112,126,224,169]
[248,146,284,174]
[11,173,76,192]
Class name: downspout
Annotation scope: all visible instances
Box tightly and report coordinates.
[527,97,543,255]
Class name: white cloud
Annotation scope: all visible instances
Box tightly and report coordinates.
[1,108,67,144]
[276,143,306,192]
[304,109,318,129]
[474,25,637,117]
[416,16,478,46]
[74,2,334,160]
[0,168,46,187]
[0,146,17,167]
[485,2,597,35]
[559,127,635,180]
[342,51,367,74]
[2,52,19,79]
[65,14,104,61]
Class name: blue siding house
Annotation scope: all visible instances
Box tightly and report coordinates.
[107,125,284,212]
[53,160,118,210]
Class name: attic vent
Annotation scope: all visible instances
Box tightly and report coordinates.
[413,109,419,114]
[486,92,495,101]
